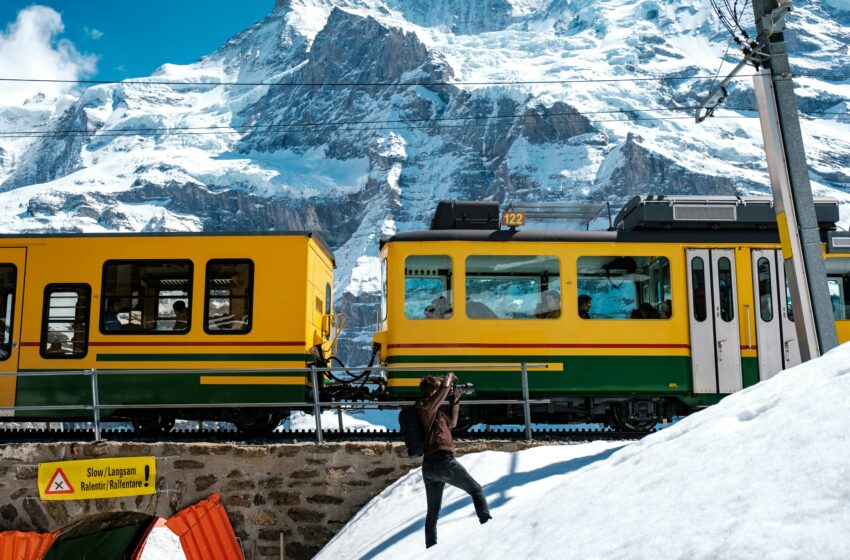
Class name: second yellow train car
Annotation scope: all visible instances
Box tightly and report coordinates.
[373,197,850,430]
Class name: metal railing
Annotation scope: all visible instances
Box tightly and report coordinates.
[0,363,551,443]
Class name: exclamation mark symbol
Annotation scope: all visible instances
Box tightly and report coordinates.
[144,465,150,487]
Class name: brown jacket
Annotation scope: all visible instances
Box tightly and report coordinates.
[415,373,460,458]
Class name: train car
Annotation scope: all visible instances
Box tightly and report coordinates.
[373,197,850,430]
[0,231,335,431]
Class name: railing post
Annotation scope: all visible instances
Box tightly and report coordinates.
[310,365,323,444]
[90,369,101,442]
[337,405,344,432]
[521,362,532,441]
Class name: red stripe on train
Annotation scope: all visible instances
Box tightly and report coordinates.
[19,341,305,347]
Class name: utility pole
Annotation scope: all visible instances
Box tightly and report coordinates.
[697,0,838,360]
[749,0,838,359]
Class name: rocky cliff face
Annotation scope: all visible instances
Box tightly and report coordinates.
[0,0,849,361]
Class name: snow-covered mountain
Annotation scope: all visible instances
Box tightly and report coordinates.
[1,0,850,360]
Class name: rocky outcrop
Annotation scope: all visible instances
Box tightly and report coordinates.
[592,133,743,201]
[0,87,114,191]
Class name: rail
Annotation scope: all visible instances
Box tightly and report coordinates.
[0,363,552,443]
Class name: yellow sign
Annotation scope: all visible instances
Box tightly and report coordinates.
[38,456,156,501]
[501,210,527,228]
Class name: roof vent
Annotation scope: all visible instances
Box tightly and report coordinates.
[430,200,501,230]
[672,204,737,222]
[828,232,850,253]
[613,195,839,232]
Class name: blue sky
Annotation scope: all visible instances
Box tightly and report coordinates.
[0,1,274,80]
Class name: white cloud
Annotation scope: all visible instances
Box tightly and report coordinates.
[0,5,97,106]
[84,26,104,40]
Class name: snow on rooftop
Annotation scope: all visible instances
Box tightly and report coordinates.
[317,341,850,559]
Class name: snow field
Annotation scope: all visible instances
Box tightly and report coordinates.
[318,342,850,559]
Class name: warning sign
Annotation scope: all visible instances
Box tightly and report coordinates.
[44,468,74,495]
[38,457,156,501]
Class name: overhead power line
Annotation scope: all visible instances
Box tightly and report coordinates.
[0,104,715,136]
[0,106,844,140]
[0,73,775,88]
[0,71,843,89]
[11,112,850,141]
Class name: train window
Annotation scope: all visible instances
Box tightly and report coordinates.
[825,257,850,320]
[757,258,774,322]
[101,260,192,334]
[205,260,253,334]
[784,278,794,322]
[717,257,735,322]
[691,257,707,322]
[0,265,16,360]
[381,259,388,322]
[325,283,332,315]
[41,284,91,359]
[576,256,671,320]
[405,256,452,319]
[465,256,560,319]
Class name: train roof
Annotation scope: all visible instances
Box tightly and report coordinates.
[0,230,336,264]
[384,227,787,245]
[382,196,844,249]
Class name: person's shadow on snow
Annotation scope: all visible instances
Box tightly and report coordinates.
[357,446,624,559]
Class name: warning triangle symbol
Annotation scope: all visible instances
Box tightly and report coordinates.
[45,467,75,495]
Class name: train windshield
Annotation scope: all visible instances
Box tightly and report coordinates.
[576,256,671,319]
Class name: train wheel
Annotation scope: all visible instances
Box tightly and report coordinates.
[234,409,284,434]
[132,412,175,434]
[611,401,659,432]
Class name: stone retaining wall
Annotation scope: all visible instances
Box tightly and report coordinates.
[0,440,548,559]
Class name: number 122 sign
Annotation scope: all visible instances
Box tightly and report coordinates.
[501,210,526,228]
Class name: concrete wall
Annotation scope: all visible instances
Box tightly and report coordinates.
[0,440,546,559]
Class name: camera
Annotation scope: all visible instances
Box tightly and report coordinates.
[452,382,475,394]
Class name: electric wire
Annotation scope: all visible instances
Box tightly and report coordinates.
[0,74,763,87]
[1,110,846,140]
[0,104,719,136]
[2,70,846,88]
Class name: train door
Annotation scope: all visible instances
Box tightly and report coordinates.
[686,249,743,394]
[0,248,26,413]
[751,249,801,380]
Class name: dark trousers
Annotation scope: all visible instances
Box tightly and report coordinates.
[422,455,490,547]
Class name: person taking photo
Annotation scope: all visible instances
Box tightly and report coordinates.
[416,372,491,548]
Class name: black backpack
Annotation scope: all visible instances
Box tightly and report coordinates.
[399,405,439,459]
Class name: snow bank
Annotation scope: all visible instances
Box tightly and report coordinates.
[317,342,850,559]
[286,409,389,431]
[138,527,185,560]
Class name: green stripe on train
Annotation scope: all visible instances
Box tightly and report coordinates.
[12,369,311,419]
[386,353,760,408]
[386,354,690,393]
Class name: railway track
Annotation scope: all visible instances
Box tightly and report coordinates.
[0,426,652,444]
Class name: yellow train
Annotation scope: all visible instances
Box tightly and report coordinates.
[3,196,848,433]
[0,232,335,431]
[373,197,850,429]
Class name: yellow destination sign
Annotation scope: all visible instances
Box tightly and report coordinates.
[38,456,156,501]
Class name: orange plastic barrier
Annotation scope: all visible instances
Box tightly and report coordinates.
[165,493,244,560]
[0,530,60,560]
